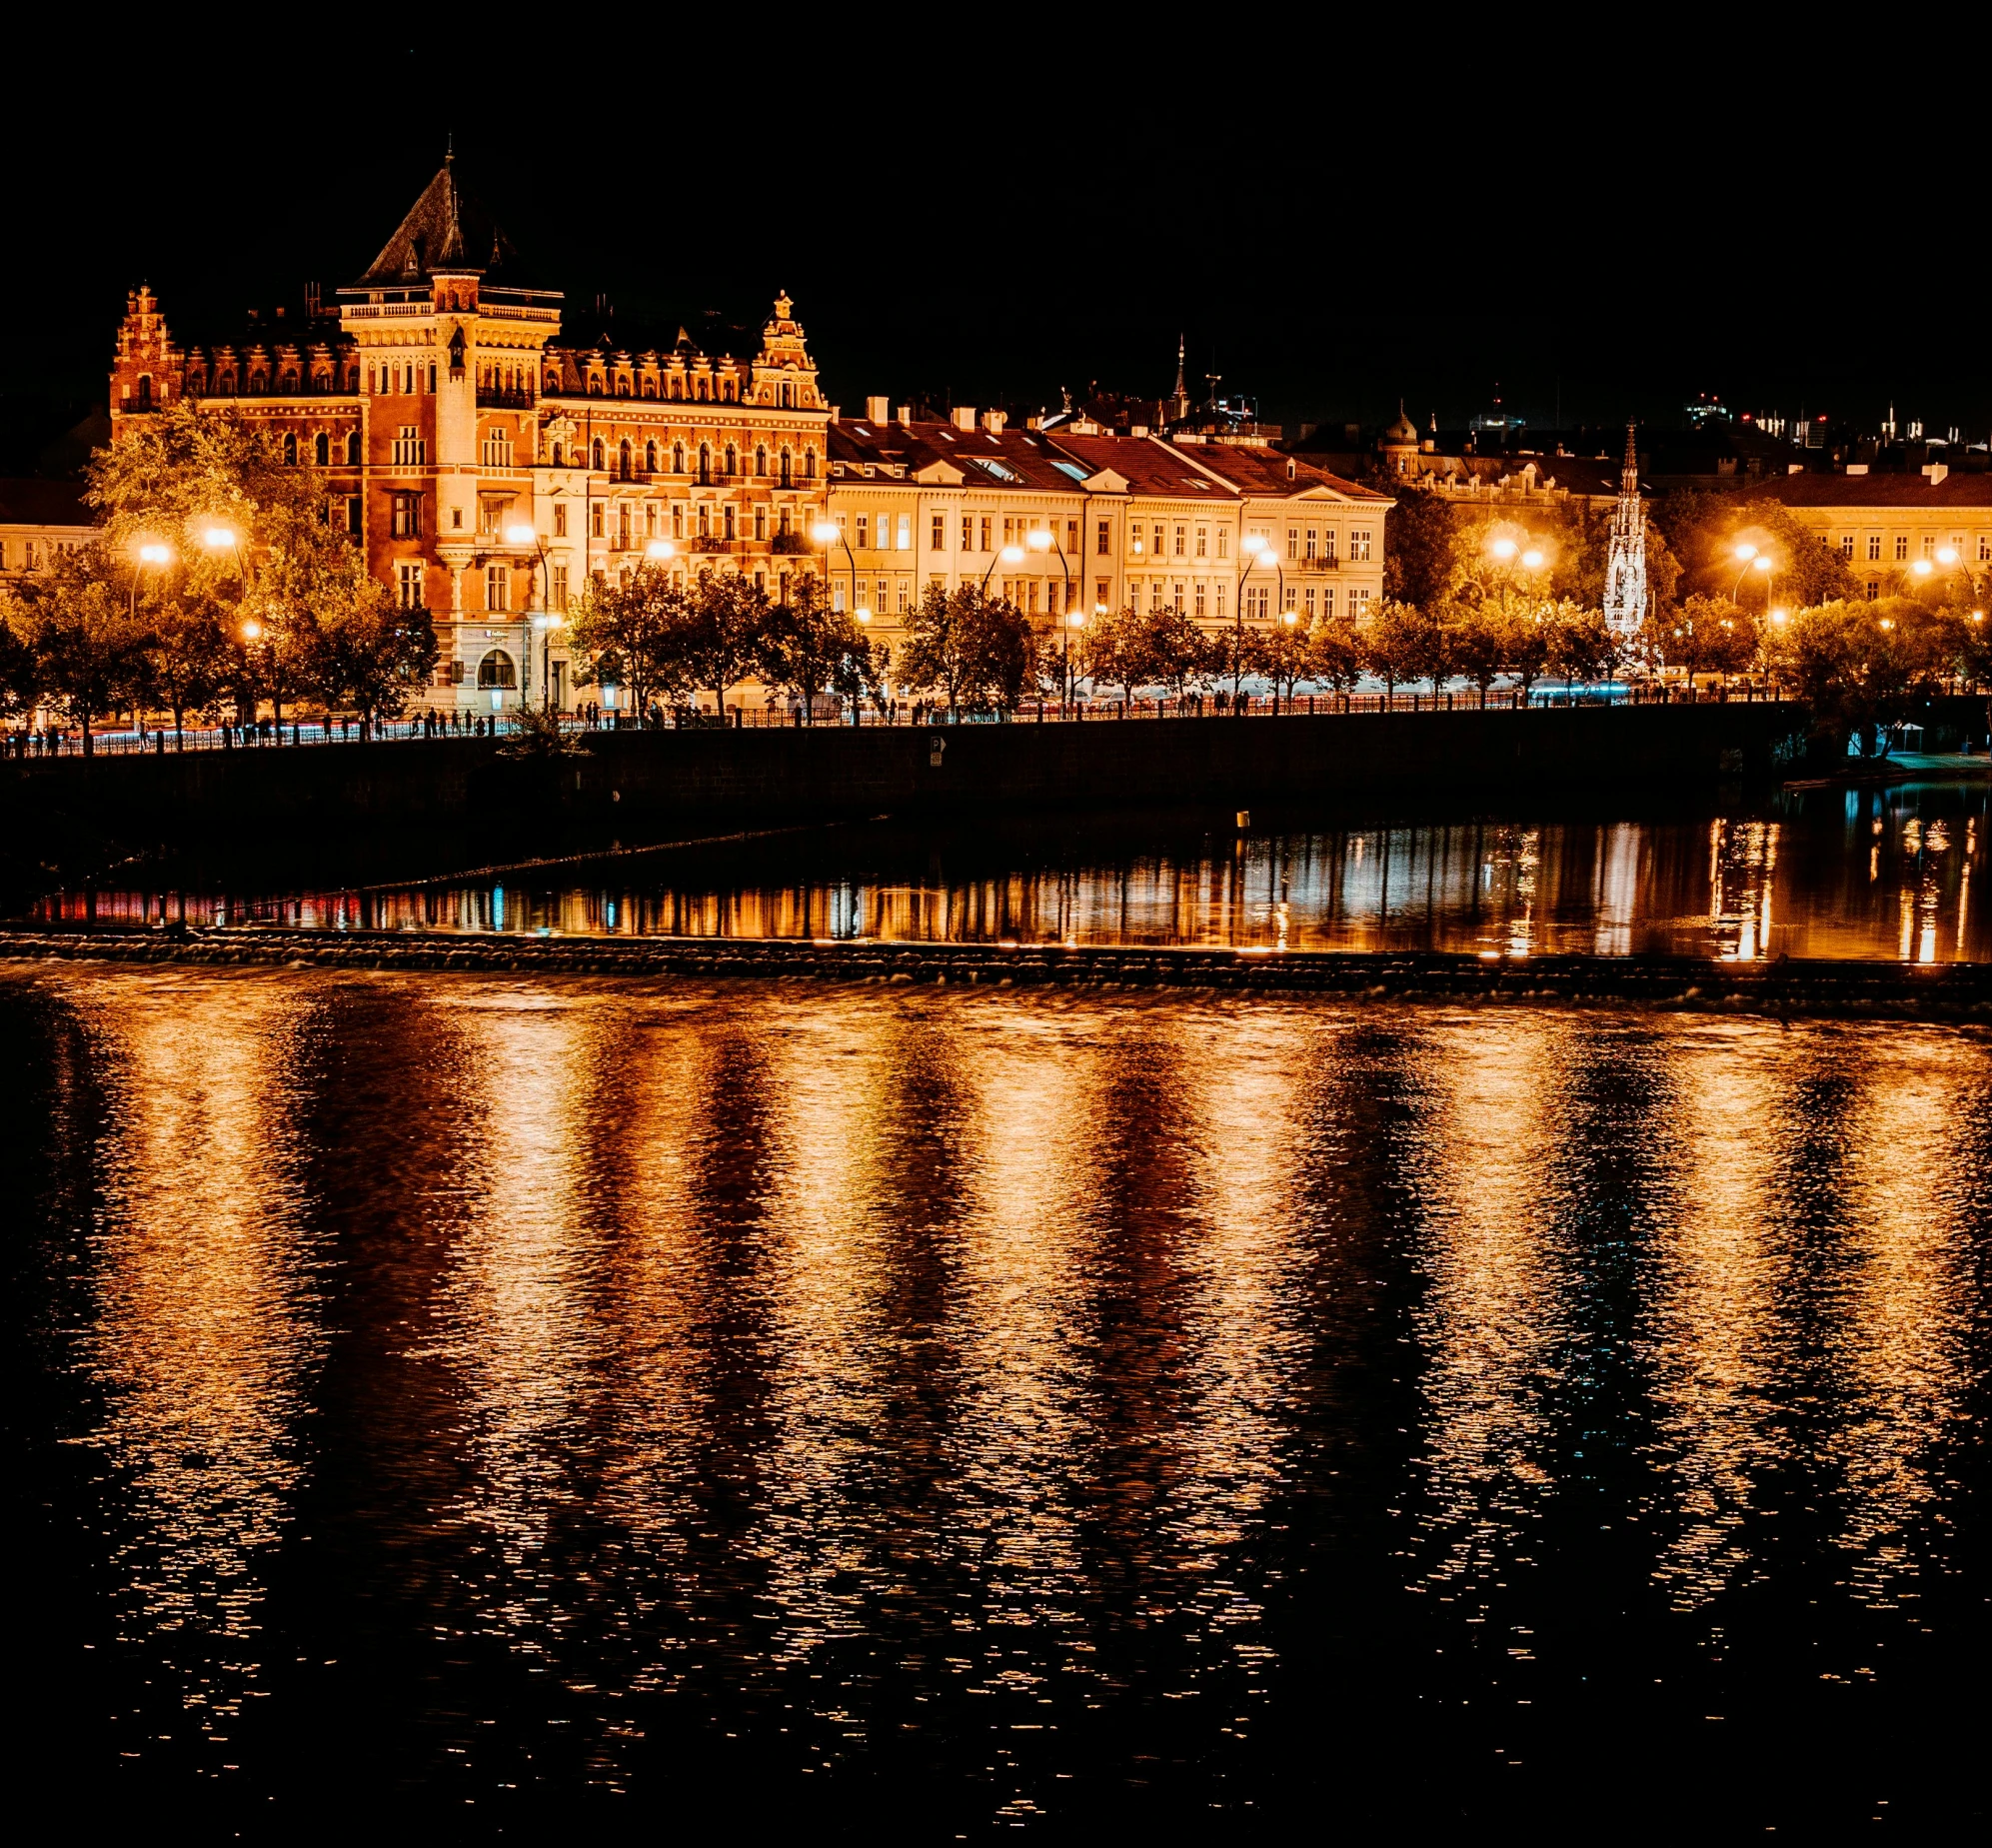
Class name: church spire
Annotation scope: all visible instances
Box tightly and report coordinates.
[1170,333,1189,423]
[1603,419,1648,640]
[1620,419,1639,497]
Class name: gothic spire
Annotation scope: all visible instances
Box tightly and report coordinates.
[1621,419,1639,497]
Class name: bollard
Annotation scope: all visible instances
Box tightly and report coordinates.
[1236,809,1250,831]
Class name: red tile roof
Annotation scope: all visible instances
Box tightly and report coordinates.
[1172,442,1392,502]
[1753,471,1992,510]
[1041,433,1239,498]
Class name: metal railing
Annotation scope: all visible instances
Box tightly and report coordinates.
[3,682,1806,759]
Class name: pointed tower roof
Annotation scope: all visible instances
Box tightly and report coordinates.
[355,156,526,285]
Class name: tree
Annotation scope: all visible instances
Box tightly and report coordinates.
[761,573,873,720]
[1304,614,1363,693]
[1444,605,1507,699]
[1650,488,1858,611]
[1764,598,1942,757]
[3,547,154,755]
[680,569,774,718]
[1244,618,1311,704]
[1647,593,1757,692]
[1125,603,1211,701]
[1361,599,1429,699]
[1378,487,1460,608]
[147,597,232,743]
[900,585,1033,717]
[313,570,438,729]
[1077,605,1137,704]
[566,564,689,719]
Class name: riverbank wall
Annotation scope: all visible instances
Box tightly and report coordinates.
[3,697,1985,876]
[5,926,1991,1022]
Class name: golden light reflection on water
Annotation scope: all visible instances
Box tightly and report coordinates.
[57,969,321,1733]
[20,963,1992,1795]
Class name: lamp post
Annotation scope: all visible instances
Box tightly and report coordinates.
[812,519,869,627]
[1233,533,1277,707]
[983,541,1024,595]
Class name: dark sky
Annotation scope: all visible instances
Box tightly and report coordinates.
[8,24,1987,447]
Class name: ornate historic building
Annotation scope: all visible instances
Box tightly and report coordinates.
[107,158,832,712]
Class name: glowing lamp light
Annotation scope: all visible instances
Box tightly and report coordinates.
[1879,618,1895,631]
[1912,558,1934,578]
[855,607,872,624]
[1000,544,1024,564]
[1093,602,1108,616]
[1242,534,1268,557]
[645,539,676,560]
[1130,538,1144,555]
[1026,529,1052,553]
[202,527,236,550]
[504,523,537,547]
[1068,612,1085,628]
[137,543,171,566]
[1937,547,1960,566]
[1520,548,1544,569]
[1282,610,1298,626]
[811,522,840,544]
[240,619,262,642]
[1734,543,1758,562]
[1973,611,1987,624]
[1489,537,1518,561]
[1770,608,1790,625]
[1752,556,1772,574]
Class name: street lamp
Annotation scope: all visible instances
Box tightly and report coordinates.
[645,537,677,563]
[505,521,565,713]
[1231,533,1279,707]
[983,541,1025,596]
[813,519,867,623]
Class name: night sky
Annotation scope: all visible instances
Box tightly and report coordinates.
[8,28,1984,450]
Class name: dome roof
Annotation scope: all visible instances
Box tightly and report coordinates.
[1381,402,1419,445]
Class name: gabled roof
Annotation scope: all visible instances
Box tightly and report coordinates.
[830,420,1089,492]
[355,159,527,286]
[1752,470,1992,510]
[1043,433,1240,499]
[1177,443,1393,503]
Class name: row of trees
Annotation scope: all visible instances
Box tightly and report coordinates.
[0,403,436,751]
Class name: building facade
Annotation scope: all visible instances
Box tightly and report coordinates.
[107,160,834,714]
[1757,467,1992,601]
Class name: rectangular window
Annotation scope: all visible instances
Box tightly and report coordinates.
[1152,523,1164,558]
[1193,582,1206,618]
[857,514,871,548]
[346,495,361,534]
[963,513,975,551]
[1096,519,1110,556]
[1305,528,1318,561]
[1351,587,1371,616]
[592,504,605,538]
[1895,535,1909,561]
[1214,583,1225,622]
[553,503,568,538]
[672,503,684,538]
[876,578,887,612]
[898,514,912,551]
[1173,525,1185,557]
[1349,530,1372,562]
[1067,520,1079,553]
[981,516,992,552]
[898,581,910,615]
[755,505,767,541]
[1921,534,1936,558]
[397,563,423,609]
[1839,534,1854,559]
[1195,526,1207,558]
[1322,588,1335,619]
[1321,529,1337,561]
[390,492,422,538]
[1173,581,1184,610]
[1283,585,1297,613]
[1304,587,1317,618]
[1286,527,1298,560]
[933,513,947,551]
[834,582,846,612]
[392,424,426,467]
[1216,529,1229,560]
[1868,533,1882,561]
[486,564,510,613]
[552,565,569,611]
[1980,536,1991,563]
[725,505,737,540]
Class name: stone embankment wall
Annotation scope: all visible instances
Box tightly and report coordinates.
[4,927,1991,1022]
[0,703,1830,849]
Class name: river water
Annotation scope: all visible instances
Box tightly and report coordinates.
[7,962,1988,1828]
[34,778,1992,963]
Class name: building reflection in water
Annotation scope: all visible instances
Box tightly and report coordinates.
[46,781,1992,963]
[21,961,1992,1802]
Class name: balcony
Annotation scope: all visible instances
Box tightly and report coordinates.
[477,385,536,410]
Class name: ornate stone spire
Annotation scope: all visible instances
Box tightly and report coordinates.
[1602,420,1648,640]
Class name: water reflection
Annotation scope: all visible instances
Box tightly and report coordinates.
[13,963,1992,1822]
[41,780,1992,962]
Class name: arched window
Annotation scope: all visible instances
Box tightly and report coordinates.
[284,433,298,466]
[476,649,518,690]
[645,440,659,475]
[724,444,738,478]
[698,443,712,484]
[588,377,602,397]
[755,445,767,477]
[136,375,153,409]
[695,379,708,401]
[546,373,560,395]
[346,430,361,466]
[250,371,267,394]
[781,381,795,409]
[672,442,685,474]
[779,447,793,487]
[804,449,817,480]
[642,380,656,399]
[617,378,630,398]
[592,438,606,472]
[314,432,330,466]
[669,378,683,400]
[619,438,633,481]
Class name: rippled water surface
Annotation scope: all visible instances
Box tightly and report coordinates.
[40,779,1992,962]
[7,964,1990,1829]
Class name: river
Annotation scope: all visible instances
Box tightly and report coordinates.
[6,960,1988,1828]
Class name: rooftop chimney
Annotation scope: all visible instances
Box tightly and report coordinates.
[865,395,890,424]
[981,410,1006,435]
[894,404,912,425]
[951,406,977,431]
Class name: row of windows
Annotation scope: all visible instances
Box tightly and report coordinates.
[831,511,1373,564]
[564,372,805,408]
[1839,532,1992,563]
[574,437,818,485]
